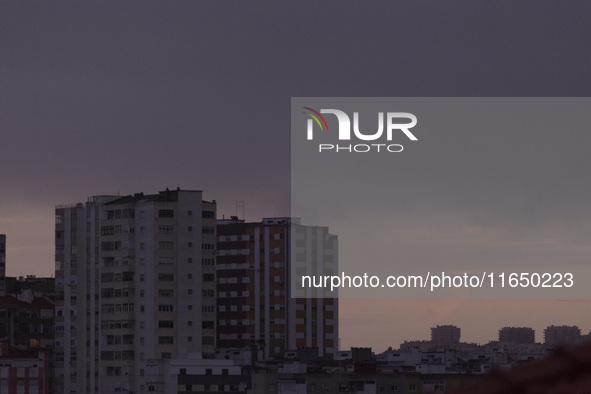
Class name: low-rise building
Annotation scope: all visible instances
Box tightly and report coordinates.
[0,343,51,394]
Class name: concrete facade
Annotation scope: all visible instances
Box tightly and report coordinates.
[498,327,535,344]
[54,189,216,394]
[216,218,339,359]
[431,325,461,345]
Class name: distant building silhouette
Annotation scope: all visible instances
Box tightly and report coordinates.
[544,325,581,346]
[431,325,461,345]
[498,327,535,344]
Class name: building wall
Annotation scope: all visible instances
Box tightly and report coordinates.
[216,218,338,359]
[55,199,106,394]
[431,325,461,345]
[55,190,216,394]
[544,325,581,346]
[0,348,51,394]
[498,327,535,344]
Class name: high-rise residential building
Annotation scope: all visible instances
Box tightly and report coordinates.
[54,189,216,394]
[216,217,339,359]
[0,234,6,295]
[544,325,581,347]
[431,325,461,345]
[498,327,535,344]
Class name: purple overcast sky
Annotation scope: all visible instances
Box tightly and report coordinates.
[1,1,591,350]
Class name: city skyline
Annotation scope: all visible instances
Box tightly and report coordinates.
[2,1,591,354]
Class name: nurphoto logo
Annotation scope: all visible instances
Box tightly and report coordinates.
[303,107,418,153]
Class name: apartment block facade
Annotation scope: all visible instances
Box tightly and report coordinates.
[216,218,338,359]
[0,344,51,394]
[431,325,461,345]
[544,325,581,346]
[54,189,216,394]
[498,327,535,344]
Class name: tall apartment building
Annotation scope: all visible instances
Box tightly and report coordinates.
[544,325,581,347]
[498,327,535,344]
[0,344,51,394]
[54,189,216,394]
[0,234,6,295]
[216,217,338,359]
[431,325,461,345]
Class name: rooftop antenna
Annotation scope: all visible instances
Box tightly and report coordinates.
[236,201,245,221]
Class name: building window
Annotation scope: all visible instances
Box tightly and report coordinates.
[159,225,174,234]
[159,289,174,297]
[158,210,174,218]
[158,241,173,250]
[122,209,135,218]
[106,210,121,219]
[100,226,114,236]
[158,321,174,328]
[158,273,174,281]
[202,211,215,219]
[158,305,174,312]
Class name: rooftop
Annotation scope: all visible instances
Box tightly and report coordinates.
[104,187,205,205]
